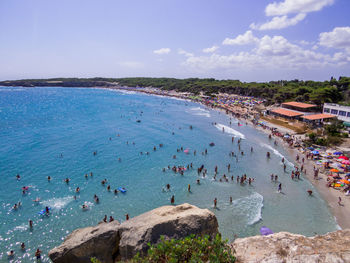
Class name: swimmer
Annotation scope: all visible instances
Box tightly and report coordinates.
[33,197,40,203]
[214,198,217,208]
[21,242,26,250]
[16,174,21,180]
[307,190,312,196]
[278,183,282,193]
[114,189,118,194]
[188,184,191,192]
[29,219,33,228]
[197,179,200,185]
[107,185,111,191]
[7,250,15,258]
[171,195,175,204]
[45,206,50,214]
[76,187,80,193]
[13,203,18,210]
[35,248,42,260]
[82,204,88,210]
[230,196,232,203]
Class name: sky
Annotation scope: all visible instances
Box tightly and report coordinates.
[0,0,349,82]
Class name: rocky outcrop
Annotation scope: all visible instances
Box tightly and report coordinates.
[49,203,218,263]
[117,203,218,260]
[231,229,350,263]
[49,220,121,263]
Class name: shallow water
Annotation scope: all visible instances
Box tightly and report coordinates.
[0,87,338,262]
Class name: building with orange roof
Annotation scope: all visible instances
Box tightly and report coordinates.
[281,101,317,112]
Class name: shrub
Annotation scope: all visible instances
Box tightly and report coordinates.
[128,234,235,263]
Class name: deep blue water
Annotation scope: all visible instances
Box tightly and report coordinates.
[0,87,337,262]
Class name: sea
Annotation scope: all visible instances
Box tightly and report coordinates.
[0,87,338,262]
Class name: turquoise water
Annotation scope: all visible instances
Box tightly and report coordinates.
[0,87,337,262]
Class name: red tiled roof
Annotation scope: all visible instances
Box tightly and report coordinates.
[302,113,336,120]
[282,102,316,108]
[271,108,304,117]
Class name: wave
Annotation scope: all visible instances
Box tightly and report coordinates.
[41,196,73,211]
[233,192,263,225]
[215,123,245,139]
[259,143,294,167]
[188,107,211,118]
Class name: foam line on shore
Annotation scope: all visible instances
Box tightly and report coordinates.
[215,123,245,139]
[260,143,294,167]
[233,192,263,225]
[188,107,211,118]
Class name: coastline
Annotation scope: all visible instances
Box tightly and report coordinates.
[106,85,350,231]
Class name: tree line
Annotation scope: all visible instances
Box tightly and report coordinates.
[1,76,349,106]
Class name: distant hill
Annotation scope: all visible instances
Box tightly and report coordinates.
[1,77,349,106]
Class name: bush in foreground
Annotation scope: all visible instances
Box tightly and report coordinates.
[128,234,235,263]
[91,234,235,263]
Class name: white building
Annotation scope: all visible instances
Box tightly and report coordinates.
[323,103,350,123]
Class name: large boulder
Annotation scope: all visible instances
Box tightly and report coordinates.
[49,220,120,263]
[117,203,218,260]
[49,203,218,262]
[231,229,350,263]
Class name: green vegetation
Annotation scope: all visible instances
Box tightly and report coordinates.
[306,119,347,146]
[128,234,235,263]
[1,76,350,106]
[90,234,236,263]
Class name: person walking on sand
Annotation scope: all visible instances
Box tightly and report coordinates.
[338,197,342,206]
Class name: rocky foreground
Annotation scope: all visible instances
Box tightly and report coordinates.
[49,203,350,263]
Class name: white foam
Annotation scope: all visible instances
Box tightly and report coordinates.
[41,196,73,211]
[260,143,294,167]
[215,123,245,139]
[233,192,263,225]
[188,107,211,118]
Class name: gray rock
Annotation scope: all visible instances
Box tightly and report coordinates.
[49,220,120,263]
[117,203,218,260]
[231,229,350,263]
[49,203,218,262]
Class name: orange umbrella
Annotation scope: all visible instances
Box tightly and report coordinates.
[330,168,340,173]
[339,179,350,184]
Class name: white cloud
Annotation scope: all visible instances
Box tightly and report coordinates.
[251,0,334,30]
[265,0,334,16]
[222,30,258,45]
[319,27,350,50]
[153,48,171,55]
[184,33,342,72]
[178,49,193,57]
[250,13,306,30]
[202,45,219,53]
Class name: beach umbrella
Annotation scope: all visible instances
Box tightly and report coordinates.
[260,226,273,236]
[334,151,343,155]
[339,156,349,160]
[342,160,350,165]
[307,147,314,150]
[311,150,319,155]
[330,168,340,173]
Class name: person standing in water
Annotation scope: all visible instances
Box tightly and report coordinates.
[278,183,282,193]
[214,198,217,208]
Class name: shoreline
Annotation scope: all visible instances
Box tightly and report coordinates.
[106,86,350,231]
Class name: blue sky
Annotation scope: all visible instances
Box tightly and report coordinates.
[0,0,349,81]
